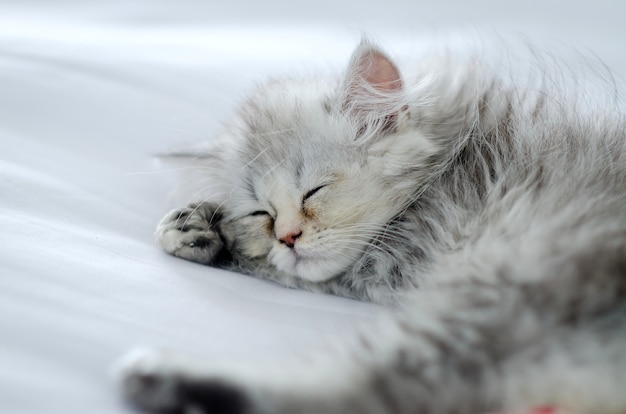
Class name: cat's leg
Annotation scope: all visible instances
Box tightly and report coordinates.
[113,285,527,414]
[156,202,231,265]
[116,292,503,414]
[117,266,626,414]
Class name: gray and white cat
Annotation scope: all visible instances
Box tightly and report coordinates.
[117,40,626,414]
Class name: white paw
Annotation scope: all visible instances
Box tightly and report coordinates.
[114,348,182,411]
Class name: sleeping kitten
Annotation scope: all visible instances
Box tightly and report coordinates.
[117,40,626,414]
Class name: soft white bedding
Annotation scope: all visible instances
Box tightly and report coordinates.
[2,1,625,413]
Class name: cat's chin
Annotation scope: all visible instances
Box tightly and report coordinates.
[270,247,354,283]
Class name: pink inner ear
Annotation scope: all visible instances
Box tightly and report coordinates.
[358,50,402,93]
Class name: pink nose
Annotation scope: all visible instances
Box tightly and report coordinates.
[279,231,302,248]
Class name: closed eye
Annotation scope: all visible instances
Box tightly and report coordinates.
[303,185,326,203]
[249,210,271,217]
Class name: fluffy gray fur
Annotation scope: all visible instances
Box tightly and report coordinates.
[117,40,626,414]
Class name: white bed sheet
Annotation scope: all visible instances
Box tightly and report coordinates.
[2,1,626,413]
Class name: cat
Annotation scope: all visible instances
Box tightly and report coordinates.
[116,39,626,414]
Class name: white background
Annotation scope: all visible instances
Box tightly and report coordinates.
[1,1,625,413]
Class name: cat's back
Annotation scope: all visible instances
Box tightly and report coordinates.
[451,107,624,285]
[367,67,626,290]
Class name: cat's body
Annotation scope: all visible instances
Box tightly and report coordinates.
[118,41,626,414]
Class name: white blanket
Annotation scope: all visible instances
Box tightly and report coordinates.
[2,1,625,413]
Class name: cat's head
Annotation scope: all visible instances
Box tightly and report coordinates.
[219,41,437,282]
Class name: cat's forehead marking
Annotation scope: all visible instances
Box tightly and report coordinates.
[243,175,257,201]
[293,158,304,185]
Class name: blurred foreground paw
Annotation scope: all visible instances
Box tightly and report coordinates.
[115,348,183,412]
[115,348,250,414]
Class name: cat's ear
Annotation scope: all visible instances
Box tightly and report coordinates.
[340,40,405,138]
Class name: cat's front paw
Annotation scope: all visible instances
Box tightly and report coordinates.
[156,203,230,265]
[115,348,250,414]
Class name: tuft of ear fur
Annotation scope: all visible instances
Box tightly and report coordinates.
[340,40,406,138]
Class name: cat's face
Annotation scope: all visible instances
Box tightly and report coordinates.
[220,43,433,282]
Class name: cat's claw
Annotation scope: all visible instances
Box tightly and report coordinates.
[156,203,227,265]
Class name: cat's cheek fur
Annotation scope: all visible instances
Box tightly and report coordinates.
[226,216,274,259]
